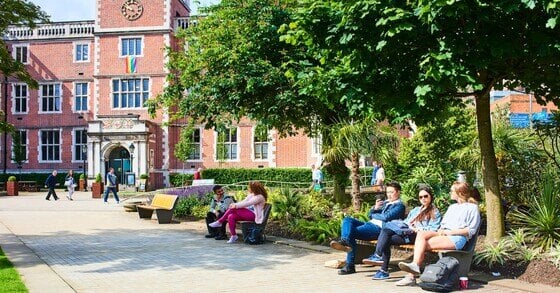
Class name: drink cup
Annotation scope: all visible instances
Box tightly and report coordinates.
[459,277,469,290]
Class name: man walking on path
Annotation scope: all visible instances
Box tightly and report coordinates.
[103,167,120,204]
[45,170,59,201]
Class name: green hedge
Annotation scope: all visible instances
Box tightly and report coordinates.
[170,167,378,188]
[0,172,84,187]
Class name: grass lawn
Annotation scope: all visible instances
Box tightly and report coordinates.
[0,247,27,293]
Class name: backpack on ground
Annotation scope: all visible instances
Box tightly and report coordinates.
[418,256,460,292]
[244,226,265,245]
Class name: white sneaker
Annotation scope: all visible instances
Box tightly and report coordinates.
[227,235,238,244]
[209,221,222,228]
[398,262,421,275]
[395,276,417,286]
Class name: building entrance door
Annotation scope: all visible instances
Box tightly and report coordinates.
[106,147,131,184]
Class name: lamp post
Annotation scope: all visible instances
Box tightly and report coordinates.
[82,144,87,191]
[129,143,135,185]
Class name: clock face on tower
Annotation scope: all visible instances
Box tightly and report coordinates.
[121,0,144,21]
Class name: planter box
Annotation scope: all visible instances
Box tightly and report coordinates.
[7,181,18,196]
[79,179,86,191]
[91,182,104,198]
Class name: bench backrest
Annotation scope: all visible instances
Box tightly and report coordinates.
[151,194,178,210]
[462,229,480,253]
[192,179,215,186]
[260,203,272,227]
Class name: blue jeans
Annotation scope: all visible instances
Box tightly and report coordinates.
[103,187,120,202]
[374,228,414,271]
[340,217,381,265]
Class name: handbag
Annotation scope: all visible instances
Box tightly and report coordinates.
[64,179,72,187]
[385,220,414,236]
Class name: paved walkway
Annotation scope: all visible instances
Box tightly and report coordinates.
[0,191,555,292]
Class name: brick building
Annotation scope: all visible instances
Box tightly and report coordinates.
[1,0,321,189]
[490,91,558,128]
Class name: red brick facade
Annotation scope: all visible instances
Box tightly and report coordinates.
[1,0,321,189]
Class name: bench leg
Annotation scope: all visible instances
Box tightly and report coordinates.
[138,208,154,219]
[438,251,474,277]
[155,210,173,224]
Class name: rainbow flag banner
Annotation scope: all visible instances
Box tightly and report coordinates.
[126,56,137,73]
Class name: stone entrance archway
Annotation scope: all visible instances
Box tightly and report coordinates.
[105,146,131,185]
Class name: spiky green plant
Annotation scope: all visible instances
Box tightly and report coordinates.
[474,239,510,270]
[509,171,560,250]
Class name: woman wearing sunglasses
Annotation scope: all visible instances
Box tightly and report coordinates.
[363,185,441,284]
[398,181,480,286]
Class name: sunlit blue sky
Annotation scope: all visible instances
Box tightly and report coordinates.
[30,0,219,21]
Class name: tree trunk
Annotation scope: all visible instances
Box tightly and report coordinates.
[351,153,361,210]
[475,92,504,243]
[326,157,350,205]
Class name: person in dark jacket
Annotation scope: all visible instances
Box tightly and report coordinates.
[45,170,59,201]
[329,181,406,275]
[205,185,235,240]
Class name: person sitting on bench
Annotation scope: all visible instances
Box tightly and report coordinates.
[363,185,442,284]
[398,181,480,284]
[330,181,406,275]
[209,181,267,244]
[205,185,235,240]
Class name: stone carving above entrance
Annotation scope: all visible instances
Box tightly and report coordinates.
[103,119,135,129]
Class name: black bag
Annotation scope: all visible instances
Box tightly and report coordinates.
[244,226,265,245]
[418,256,460,292]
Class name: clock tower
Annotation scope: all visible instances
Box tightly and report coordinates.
[88,0,190,188]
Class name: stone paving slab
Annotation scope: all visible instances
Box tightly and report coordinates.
[0,191,550,292]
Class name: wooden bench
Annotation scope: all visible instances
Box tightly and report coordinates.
[238,203,272,242]
[137,194,179,224]
[358,231,479,277]
[19,181,39,192]
[191,179,215,186]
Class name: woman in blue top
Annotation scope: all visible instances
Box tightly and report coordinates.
[363,185,441,281]
[398,181,480,286]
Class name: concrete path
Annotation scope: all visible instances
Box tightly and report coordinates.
[0,191,555,292]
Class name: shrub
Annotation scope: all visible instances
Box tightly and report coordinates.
[79,174,86,180]
[509,171,560,250]
[7,176,17,182]
[140,174,149,179]
[95,173,102,183]
[474,239,510,270]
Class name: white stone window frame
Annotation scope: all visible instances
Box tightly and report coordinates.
[12,83,29,114]
[111,77,150,109]
[11,129,28,164]
[119,36,144,57]
[214,127,240,162]
[38,129,62,163]
[72,128,88,163]
[311,135,322,157]
[39,82,63,114]
[186,126,203,162]
[252,126,270,162]
[12,44,29,64]
[73,42,90,62]
[73,82,89,112]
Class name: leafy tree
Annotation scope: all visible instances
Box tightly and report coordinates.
[149,0,376,203]
[0,0,49,87]
[398,105,476,181]
[284,0,560,243]
[534,111,560,170]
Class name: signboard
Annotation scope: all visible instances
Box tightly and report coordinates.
[509,113,530,128]
[126,173,135,186]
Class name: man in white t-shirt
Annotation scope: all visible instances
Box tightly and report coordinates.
[375,163,385,186]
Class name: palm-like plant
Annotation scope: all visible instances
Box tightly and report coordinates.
[452,108,545,205]
[322,116,398,210]
[509,171,560,250]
